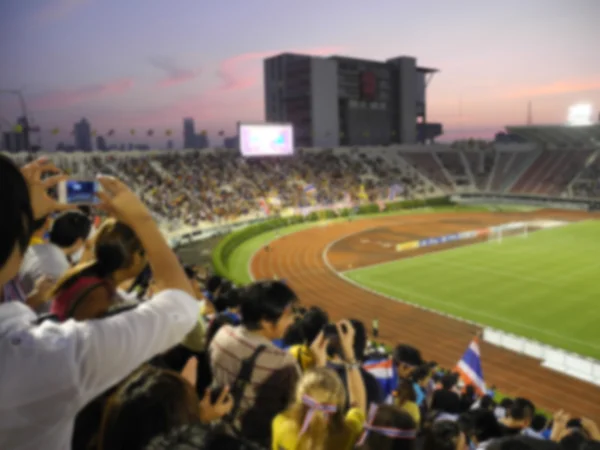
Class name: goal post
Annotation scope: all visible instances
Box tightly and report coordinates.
[487,222,530,244]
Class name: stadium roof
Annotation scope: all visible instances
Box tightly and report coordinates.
[505,124,600,147]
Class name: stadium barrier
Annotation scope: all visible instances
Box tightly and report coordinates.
[210,196,452,284]
[451,192,595,211]
[483,328,600,387]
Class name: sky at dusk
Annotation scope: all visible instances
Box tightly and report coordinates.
[1,0,599,148]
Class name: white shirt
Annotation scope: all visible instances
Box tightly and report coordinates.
[19,243,71,313]
[0,288,200,450]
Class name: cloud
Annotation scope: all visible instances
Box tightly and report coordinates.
[149,56,201,88]
[214,45,345,94]
[503,77,600,100]
[35,0,91,23]
[31,78,134,110]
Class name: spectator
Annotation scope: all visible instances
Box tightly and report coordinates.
[19,210,92,313]
[0,159,200,450]
[272,321,367,450]
[284,306,330,371]
[500,397,536,436]
[356,404,417,450]
[50,218,146,321]
[328,319,384,408]
[469,409,504,449]
[209,280,300,444]
[98,365,232,450]
[391,344,424,426]
[423,420,468,450]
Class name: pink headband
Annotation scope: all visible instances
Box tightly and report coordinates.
[299,394,338,435]
[356,404,418,446]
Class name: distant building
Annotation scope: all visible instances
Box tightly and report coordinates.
[74,118,93,151]
[167,139,174,149]
[194,133,209,149]
[183,118,195,148]
[96,136,107,151]
[2,131,26,152]
[224,135,239,149]
[264,52,442,147]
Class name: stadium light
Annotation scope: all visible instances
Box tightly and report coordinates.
[567,103,593,126]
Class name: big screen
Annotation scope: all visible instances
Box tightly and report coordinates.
[239,123,294,157]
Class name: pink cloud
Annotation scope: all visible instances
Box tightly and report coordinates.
[214,45,346,94]
[503,77,600,100]
[31,78,134,110]
[149,56,201,88]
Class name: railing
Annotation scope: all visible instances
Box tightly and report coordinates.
[451,192,596,211]
[483,328,600,387]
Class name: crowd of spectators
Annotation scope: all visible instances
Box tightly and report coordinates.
[571,159,600,199]
[2,154,599,450]
[49,149,433,228]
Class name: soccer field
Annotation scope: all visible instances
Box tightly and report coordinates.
[344,220,600,360]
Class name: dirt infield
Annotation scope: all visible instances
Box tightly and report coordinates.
[251,209,600,420]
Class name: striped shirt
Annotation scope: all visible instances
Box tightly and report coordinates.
[209,325,300,444]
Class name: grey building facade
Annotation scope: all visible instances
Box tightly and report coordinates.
[264,53,442,147]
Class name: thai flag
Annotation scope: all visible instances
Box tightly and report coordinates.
[455,337,486,396]
[362,358,398,402]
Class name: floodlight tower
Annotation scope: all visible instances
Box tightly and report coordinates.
[0,88,38,152]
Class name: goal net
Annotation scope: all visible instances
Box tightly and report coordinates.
[487,222,530,244]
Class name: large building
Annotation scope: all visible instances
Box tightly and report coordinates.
[183,118,196,148]
[264,53,442,147]
[74,118,92,151]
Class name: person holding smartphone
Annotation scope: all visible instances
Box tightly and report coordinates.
[0,156,200,450]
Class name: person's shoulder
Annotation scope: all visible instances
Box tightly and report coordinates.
[345,407,366,434]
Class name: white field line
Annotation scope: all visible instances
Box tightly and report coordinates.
[320,229,600,359]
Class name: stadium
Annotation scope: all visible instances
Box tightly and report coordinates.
[3,45,600,447]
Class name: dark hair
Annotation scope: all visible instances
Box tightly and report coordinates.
[500,398,514,410]
[350,319,367,361]
[392,345,423,367]
[214,288,242,313]
[145,424,264,450]
[530,413,547,432]
[206,313,239,347]
[423,420,463,450]
[78,204,92,217]
[357,404,416,450]
[99,366,200,450]
[509,398,535,421]
[470,409,503,443]
[239,280,297,330]
[479,395,496,411]
[0,155,33,267]
[440,373,459,390]
[431,389,461,415]
[205,275,223,294]
[282,306,329,347]
[52,218,144,294]
[49,211,92,248]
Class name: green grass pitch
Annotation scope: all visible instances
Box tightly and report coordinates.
[344,220,600,360]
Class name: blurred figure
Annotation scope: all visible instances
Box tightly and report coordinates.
[19,210,91,313]
[356,404,417,450]
[99,365,232,450]
[50,218,146,321]
[423,420,468,450]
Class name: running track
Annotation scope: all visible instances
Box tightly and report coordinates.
[251,211,600,420]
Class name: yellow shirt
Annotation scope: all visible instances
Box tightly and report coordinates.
[272,407,365,450]
[395,399,420,426]
[287,345,315,371]
[29,236,45,246]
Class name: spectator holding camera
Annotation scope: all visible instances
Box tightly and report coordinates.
[272,320,367,450]
[0,156,200,450]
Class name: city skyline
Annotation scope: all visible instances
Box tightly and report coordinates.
[1,0,599,149]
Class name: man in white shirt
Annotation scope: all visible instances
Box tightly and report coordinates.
[0,156,199,450]
[19,211,92,313]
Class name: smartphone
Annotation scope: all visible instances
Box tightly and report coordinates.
[58,180,101,204]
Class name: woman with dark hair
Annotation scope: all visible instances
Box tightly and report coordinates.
[50,218,147,321]
[99,365,233,450]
